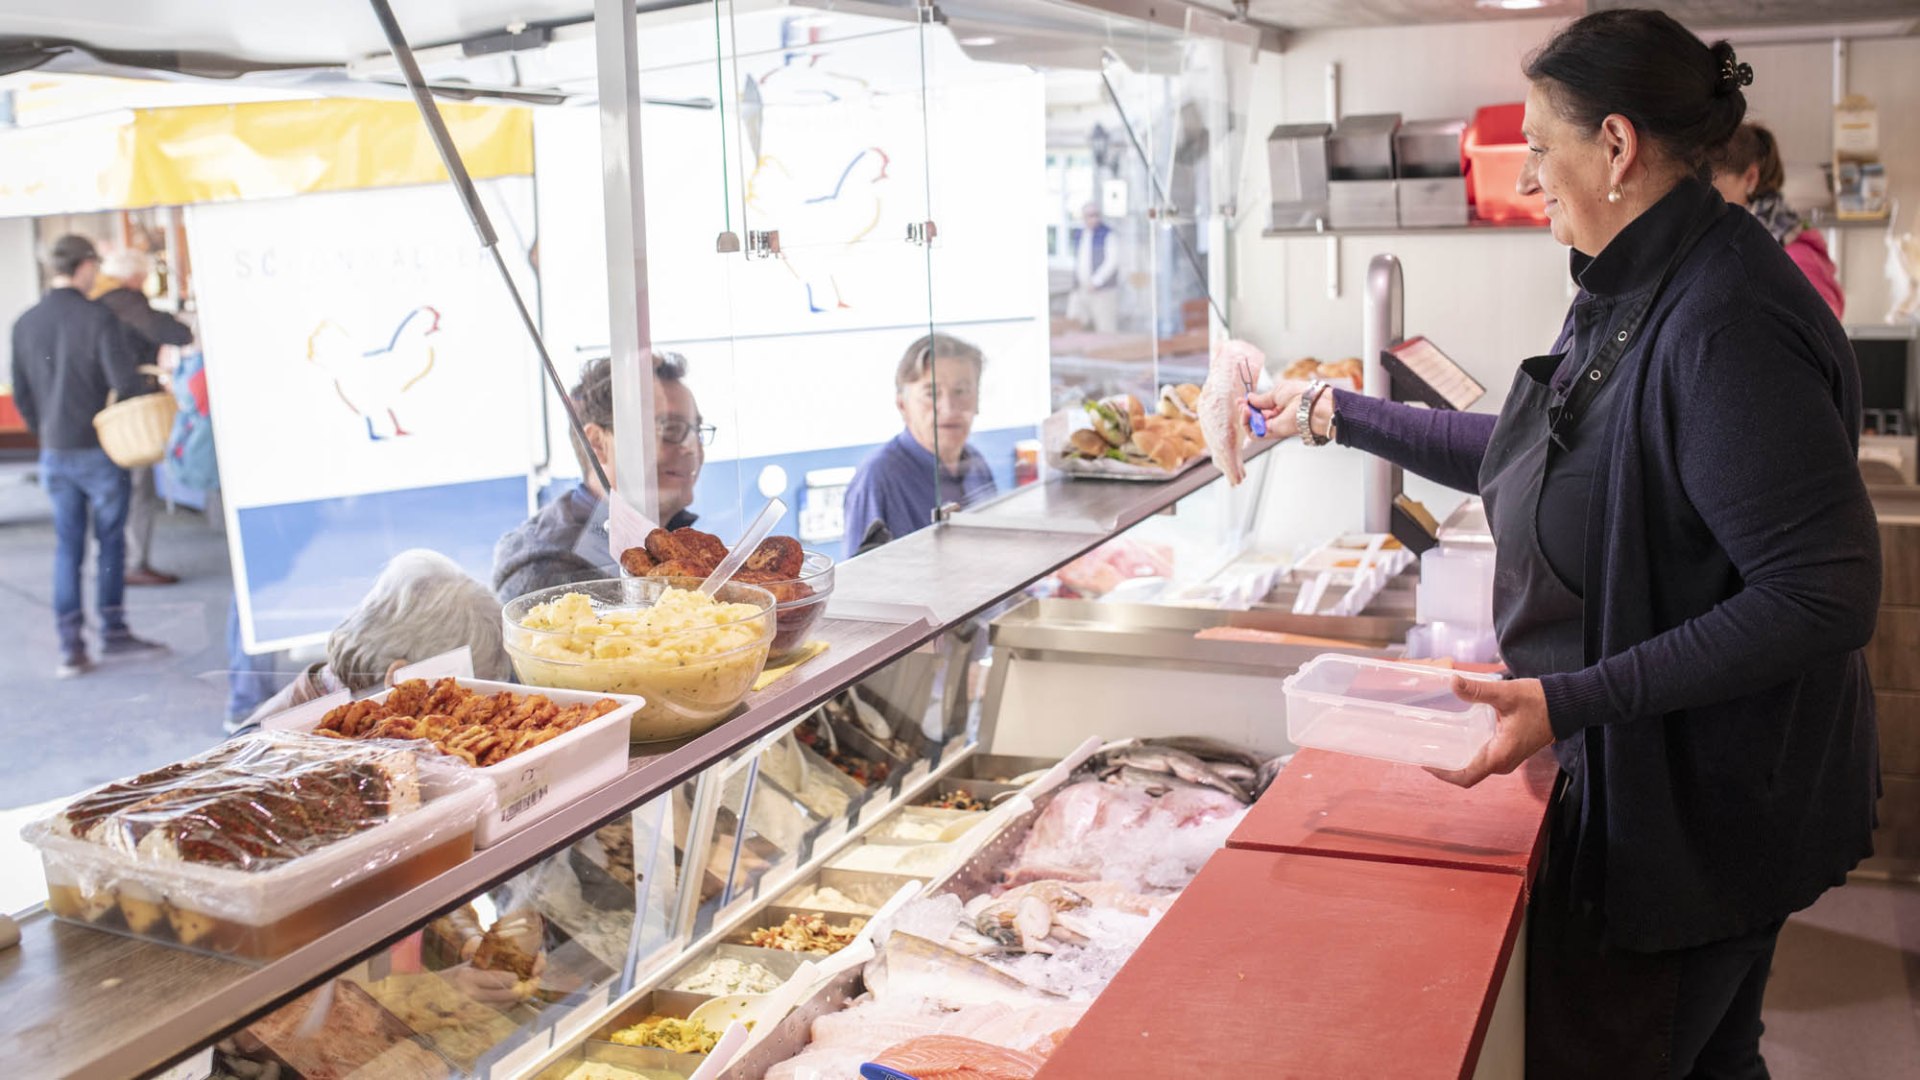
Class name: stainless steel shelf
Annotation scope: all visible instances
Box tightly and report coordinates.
[3,444,1272,1079]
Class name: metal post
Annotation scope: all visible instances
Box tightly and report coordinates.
[595,0,659,523]
[365,0,610,496]
[1361,253,1402,532]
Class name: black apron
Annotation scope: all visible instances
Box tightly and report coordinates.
[1477,212,1719,1078]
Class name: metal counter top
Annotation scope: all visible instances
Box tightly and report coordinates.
[2,448,1275,1078]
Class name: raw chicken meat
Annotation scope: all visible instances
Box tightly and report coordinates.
[1199,339,1266,485]
[867,1035,1047,1079]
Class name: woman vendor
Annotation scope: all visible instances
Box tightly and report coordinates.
[1246,10,1879,1077]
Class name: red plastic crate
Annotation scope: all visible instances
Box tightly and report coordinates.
[1463,103,1548,224]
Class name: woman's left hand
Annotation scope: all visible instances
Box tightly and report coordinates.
[1427,676,1554,788]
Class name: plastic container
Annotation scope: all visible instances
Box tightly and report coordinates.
[1415,545,1496,628]
[504,577,776,742]
[1463,104,1548,224]
[264,677,642,847]
[770,551,835,662]
[23,732,491,960]
[1282,654,1498,770]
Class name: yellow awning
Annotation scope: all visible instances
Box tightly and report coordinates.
[0,96,532,217]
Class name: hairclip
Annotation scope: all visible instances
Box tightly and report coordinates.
[1720,58,1754,92]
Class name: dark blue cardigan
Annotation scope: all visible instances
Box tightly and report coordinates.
[1333,180,1880,951]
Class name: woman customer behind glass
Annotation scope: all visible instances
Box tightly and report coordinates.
[1712,121,1845,319]
[1246,11,1877,1078]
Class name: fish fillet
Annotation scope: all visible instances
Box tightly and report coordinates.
[868,1035,1047,1080]
[1199,339,1266,485]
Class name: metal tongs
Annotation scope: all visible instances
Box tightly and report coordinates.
[1242,362,1267,438]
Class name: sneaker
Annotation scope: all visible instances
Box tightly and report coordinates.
[125,566,181,587]
[56,650,93,679]
[101,630,169,658]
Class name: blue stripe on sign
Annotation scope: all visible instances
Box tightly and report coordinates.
[236,475,529,645]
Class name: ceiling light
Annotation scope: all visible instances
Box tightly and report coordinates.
[1475,0,1554,10]
[958,36,998,46]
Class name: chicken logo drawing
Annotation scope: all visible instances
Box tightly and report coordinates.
[304,306,441,441]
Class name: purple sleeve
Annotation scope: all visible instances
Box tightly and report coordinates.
[1330,390,1498,495]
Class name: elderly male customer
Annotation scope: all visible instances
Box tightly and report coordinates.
[841,333,998,555]
[492,352,709,602]
[243,549,512,726]
[92,247,194,586]
[1067,203,1120,333]
[9,235,165,677]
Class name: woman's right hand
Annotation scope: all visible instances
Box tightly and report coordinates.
[1247,378,1322,441]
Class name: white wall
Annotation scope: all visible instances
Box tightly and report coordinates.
[0,216,39,379]
[1230,18,1920,557]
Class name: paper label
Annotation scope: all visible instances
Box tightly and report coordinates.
[858,796,890,828]
[815,819,849,854]
[904,759,931,787]
[497,763,552,826]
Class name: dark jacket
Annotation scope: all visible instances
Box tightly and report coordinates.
[1334,180,1879,950]
[98,286,193,350]
[10,288,150,451]
[492,483,697,603]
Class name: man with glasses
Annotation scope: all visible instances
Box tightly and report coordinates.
[492,352,710,601]
[842,333,998,556]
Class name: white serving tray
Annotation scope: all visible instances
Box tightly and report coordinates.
[266,677,641,848]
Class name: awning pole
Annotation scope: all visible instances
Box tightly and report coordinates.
[366,0,612,497]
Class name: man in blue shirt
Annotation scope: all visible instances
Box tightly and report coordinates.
[842,333,998,555]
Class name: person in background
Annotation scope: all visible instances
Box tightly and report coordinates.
[842,333,998,554]
[242,549,512,725]
[1712,122,1845,320]
[492,352,709,602]
[9,234,166,677]
[92,247,194,586]
[1067,203,1120,333]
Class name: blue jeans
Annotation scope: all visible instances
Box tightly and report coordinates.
[226,594,277,721]
[40,448,131,652]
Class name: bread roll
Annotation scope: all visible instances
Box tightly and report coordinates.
[1067,429,1111,458]
[1131,425,1186,471]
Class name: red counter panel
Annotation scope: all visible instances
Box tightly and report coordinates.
[1039,848,1524,1080]
[1229,749,1556,883]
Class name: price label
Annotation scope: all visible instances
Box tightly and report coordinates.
[904,760,931,787]
[815,820,849,854]
[858,796,889,829]
[555,984,613,1044]
[498,765,552,826]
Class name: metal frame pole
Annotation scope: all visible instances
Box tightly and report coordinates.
[365,0,611,497]
[1361,253,1402,532]
[595,0,659,523]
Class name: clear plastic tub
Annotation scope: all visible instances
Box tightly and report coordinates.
[264,677,643,848]
[503,578,775,742]
[770,551,835,662]
[1282,654,1498,770]
[23,732,491,960]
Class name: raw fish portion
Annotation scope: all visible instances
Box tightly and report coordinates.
[868,1035,1047,1079]
[864,932,1065,1010]
[1001,781,1245,893]
[1200,339,1265,485]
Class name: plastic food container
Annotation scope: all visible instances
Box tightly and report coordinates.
[1282,654,1498,770]
[504,578,776,743]
[264,678,642,848]
[770,551,835,662]
[1463,103,1548,224]
[22,732,491,961]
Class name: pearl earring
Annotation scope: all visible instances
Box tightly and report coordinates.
[1607,185,1623,204]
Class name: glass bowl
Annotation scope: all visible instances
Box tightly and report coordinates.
[768,552,835,662]
[503,578,775,742]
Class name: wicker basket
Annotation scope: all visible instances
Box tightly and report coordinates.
[92,369,176,469]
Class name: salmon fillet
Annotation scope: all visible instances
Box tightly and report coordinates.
[869,1035,1047,1080]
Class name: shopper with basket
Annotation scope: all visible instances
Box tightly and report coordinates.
[9,235,168,677]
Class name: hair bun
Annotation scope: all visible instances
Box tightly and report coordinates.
[1712,41,1754,95]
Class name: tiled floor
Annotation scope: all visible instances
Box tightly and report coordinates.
[1762,874,1920,1078]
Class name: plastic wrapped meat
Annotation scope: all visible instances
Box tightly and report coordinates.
[1199,338,1265,485]
[868,1035,1047,1079]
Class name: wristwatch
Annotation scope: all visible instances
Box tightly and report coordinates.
[1298,380,1335,447]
